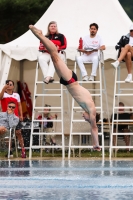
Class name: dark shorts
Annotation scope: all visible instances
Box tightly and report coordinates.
[60,71,78,86]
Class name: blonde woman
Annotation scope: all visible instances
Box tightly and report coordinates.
[38,21,67,84]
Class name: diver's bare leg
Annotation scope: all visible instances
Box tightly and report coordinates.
[85,99,100,148]
[90,113,99,147]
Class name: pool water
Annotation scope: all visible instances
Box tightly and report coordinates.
[0,160,133,200]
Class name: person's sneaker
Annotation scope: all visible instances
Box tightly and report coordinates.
[44,76,51,84]
[49,77,54,82]
[88,75,94,81]
[21,148,26,158]
[5,151,13,158]
[82,75,89,81]
[125,74,132,83]
[111,60,120,68]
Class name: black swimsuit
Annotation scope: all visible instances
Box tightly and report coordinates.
[60,71,78,86]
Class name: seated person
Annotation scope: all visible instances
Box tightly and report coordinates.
[110,102,133,151]
[76,23,105,81]
[0,101,19,157]
[111,24,133,82]
[37,104,57,146]
[38,21,67,84]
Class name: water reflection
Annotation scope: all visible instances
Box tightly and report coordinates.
[0,160,133,199]
[0,160,30,177]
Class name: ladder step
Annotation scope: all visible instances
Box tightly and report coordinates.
[112,133,133,135]
[72,120,105,123]
[113,119,133,122]
[119,89,133,91]
[35,94,61,97]
[114,106,133,109]
[90,94,101,96]
[73,106,101,109]
[70,132,103,135]
[78,81,100,83]
[69,145,102,148]
[43,89,62,91]
[31,132,63,135]
[115,94,133,96]
[110,146,133,148]
[44,89,68,91]
[34,111,62,113]
[36,81,60,84]
[32,119,62,122]
[116,81,133,83]
[85,89,103,91]
[34,107,62,109]
[31,145,63,148]
[72,120,86,122]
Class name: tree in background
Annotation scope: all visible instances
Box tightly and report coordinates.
[0,0,53,44]
[119,0,133,21]
[0,0,132,44]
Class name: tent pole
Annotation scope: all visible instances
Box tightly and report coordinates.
[20,60,24,82]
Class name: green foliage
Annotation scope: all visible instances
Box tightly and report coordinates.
[0,0,53,43]
[0,0,132,44]
[119,0,133,21]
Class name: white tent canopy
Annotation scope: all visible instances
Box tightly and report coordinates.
[0,0,132,90]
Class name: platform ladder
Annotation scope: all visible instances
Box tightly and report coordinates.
[68,51,110,159]
[29,62,65,159]
[109,65,133,159]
